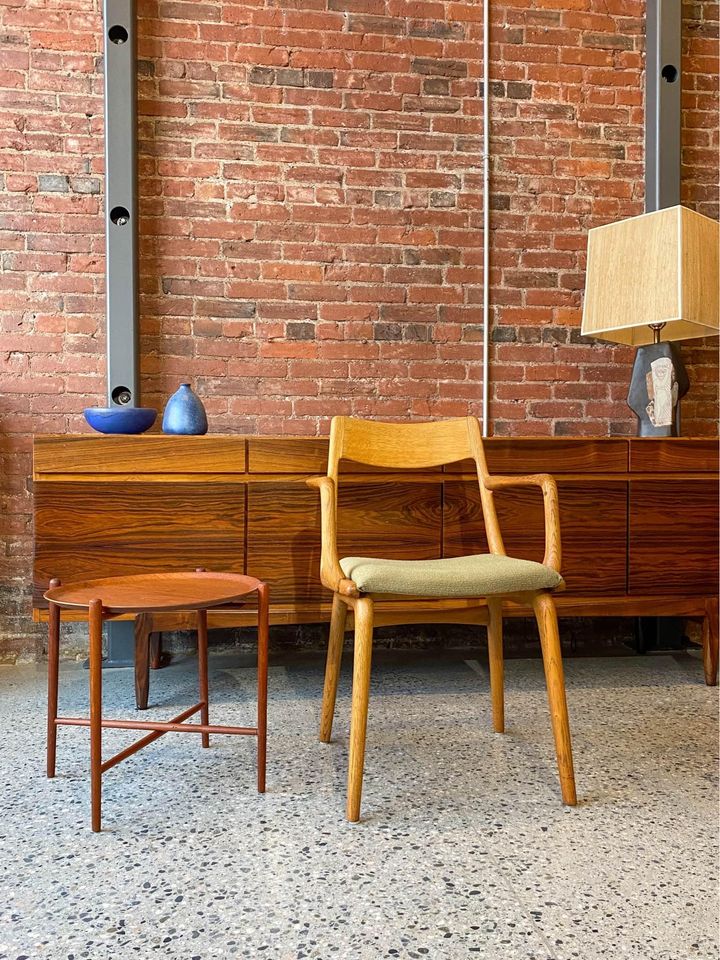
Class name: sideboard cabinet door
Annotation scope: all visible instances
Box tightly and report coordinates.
[247,479,443,603]
[629,479,719,596]
[443,480,628,596]
[33,482,246,607]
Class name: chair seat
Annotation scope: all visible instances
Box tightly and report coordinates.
[340,553,563,598]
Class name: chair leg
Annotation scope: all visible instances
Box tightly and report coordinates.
[46,581,61,778]
[532,592,577,806]
[702,597,718,686]
[88,598,104,832]
[487,598,504,734]
[320,593,348,743]
[197,608,210,748]
[257,582,269,794]
[347,597,373,823]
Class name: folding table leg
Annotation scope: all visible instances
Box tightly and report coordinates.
[197,608,210,748]
[46,580,62,778]
[89,598,104,832]
[257,583,269,794]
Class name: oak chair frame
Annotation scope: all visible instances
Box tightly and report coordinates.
[307,416,576,822]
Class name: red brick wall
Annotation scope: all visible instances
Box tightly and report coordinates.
[681,1,720,428]
[0,0,718,657]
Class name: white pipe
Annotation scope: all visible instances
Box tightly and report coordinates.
[481,0,491,437]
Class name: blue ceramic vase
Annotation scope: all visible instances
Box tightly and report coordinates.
[162,383,208,435]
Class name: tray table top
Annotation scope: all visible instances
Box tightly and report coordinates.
[44,571,261,614]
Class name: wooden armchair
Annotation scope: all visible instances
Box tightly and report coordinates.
[307,416,576,822]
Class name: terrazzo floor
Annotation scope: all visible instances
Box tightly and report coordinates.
[0,649,717,960]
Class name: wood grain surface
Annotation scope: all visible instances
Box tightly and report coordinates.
[248,438,328,475]
[247,437,431,476]
[445,438,628,475]
[443,480,628,595]
[247,480,442,601]
[34,482,245,605]
[45,571,261,613]
[628,479,720,595]
[628,438,720,474]
[32,437,718,621]
[34,435,247,476]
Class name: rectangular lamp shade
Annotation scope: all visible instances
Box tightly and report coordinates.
[581,205,720,346]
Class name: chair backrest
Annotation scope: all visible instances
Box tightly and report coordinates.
[327,416,488,478]
[326,416,504,554]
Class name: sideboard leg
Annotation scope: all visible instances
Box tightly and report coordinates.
[134,613,152,710]
[150,632,163,670]
[702,598,719,686]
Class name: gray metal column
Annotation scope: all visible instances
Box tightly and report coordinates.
[103,0,139,408]
[645,0,682,212]
[639,2,684,652]
[102,0,139,667]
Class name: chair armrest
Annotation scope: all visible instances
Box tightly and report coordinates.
[306,477,359,597]
[483,473,562,572]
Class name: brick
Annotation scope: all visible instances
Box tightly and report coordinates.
[348,14,404,35]
[411,57,468,78]
[275,67,304,87]
[506,81,533,99]
[37,174,69,192]
[582,32,634,50]
[374,190,402,208]
[306,71,334,89]
[429,191,456,208]
[423,78,450,96]
[69,177,100,194]
[286,321,315,340]
[373,323,402,341]
[408,20,465,40]
[249,66,275,85]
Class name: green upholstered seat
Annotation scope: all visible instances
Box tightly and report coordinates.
[339,553,563,598]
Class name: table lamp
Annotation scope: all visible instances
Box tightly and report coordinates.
[582,205,719,436]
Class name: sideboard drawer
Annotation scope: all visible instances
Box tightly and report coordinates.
[247,479,443,602]
[33,482,246,606]
[446,438,629,475]
[443,479,628,596]
[629,479,720,595]
[629,439,719,473]
[248,438,328,475]
[34,435,248,476]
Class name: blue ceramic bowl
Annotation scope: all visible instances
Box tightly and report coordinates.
[83,407,157,435]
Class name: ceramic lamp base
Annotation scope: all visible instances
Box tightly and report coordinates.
[627,341,689,437]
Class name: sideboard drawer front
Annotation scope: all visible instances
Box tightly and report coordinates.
[33,436,247,476]
[629,479,720,595]
[629,439,720,474]
[248,438,328,475]
[445,439,629,475]
[443,479,628,596]
[247,480,443,602]
[247,482,324,602]
[247,437,436,477]
[33,482,246,606]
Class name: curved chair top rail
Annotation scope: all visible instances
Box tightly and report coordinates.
[327,416,489,477]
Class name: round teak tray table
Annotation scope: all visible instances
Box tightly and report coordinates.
[44,571,269,832]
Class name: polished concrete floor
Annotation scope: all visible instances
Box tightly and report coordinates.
[0,649,717,960]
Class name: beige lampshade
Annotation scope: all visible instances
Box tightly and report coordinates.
[581,205,720,346]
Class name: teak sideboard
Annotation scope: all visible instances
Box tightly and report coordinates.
[32,435,719,701]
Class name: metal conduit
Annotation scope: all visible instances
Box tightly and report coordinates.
[481,0,491,437]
